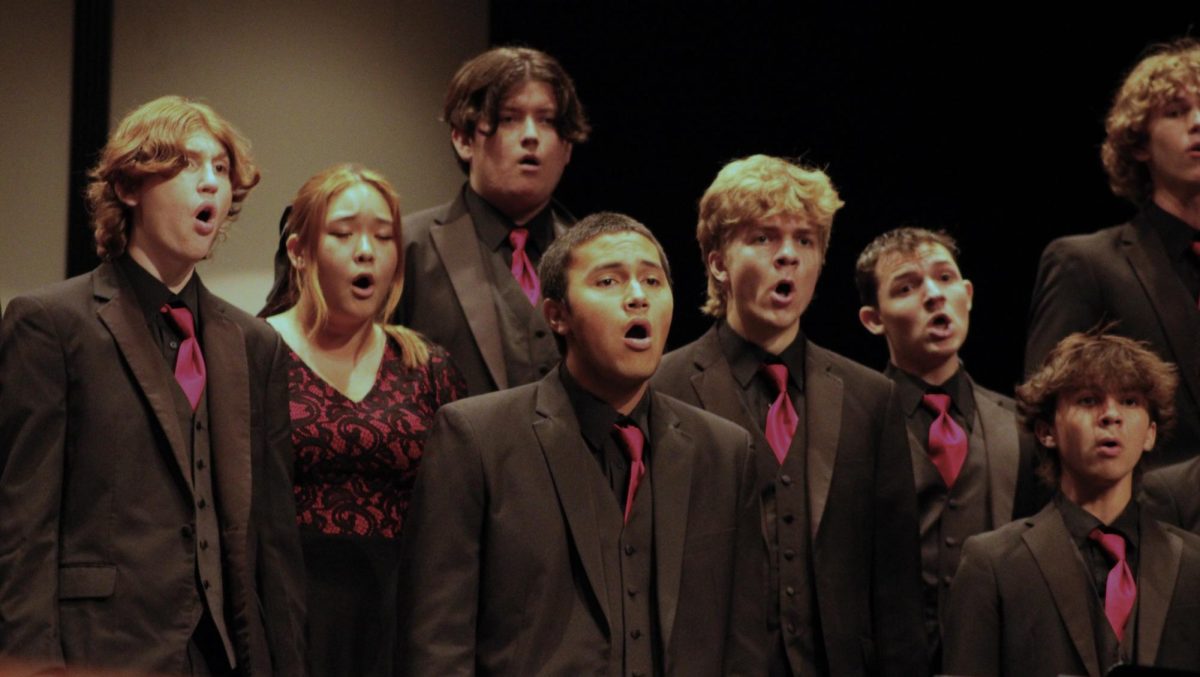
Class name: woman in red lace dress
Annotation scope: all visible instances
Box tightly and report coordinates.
[260,164,464,676]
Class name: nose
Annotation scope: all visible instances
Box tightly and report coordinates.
[922,276,945,308]
[198,162,219,194]
[776,238,799,266]
[1099,396,1123,426]
[626,279,649,309]
[354,233,375,262]
[521,115,539,146]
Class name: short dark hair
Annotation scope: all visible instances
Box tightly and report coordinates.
[539,212,672,354]
[854,227,960,307]
[443,46,590,173]
[1016,330,1178,486]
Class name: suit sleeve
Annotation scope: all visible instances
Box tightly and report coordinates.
[397,404,485,676]
[871,384,927,676]
[255,334,307,675]
[723,434,768,676]
[1025,238,1104,375]
[942,536,1002,677]
[1142,466,1186,531]
[0,296,68,669]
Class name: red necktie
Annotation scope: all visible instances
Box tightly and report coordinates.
[509,227,540,306]
[921,393,967,487]
[763,364,798,464]
[613,423,646,524]
[161,303,206,411]
[1089,528,1137,642]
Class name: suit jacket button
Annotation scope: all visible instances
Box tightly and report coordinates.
[630,629,641,639]
[785,585,795,597]
[535,330,547,338]
[942,575,953,587]
[197,497,207,509]
[782,513,794,524]
[624,544,636,556]
[203,579,212,589]
[786,622,797,634]
[780,474,792,486]
[200,539,209,550]
[945,536,958,547]
[181,525,194,539]
[783,549,795,560]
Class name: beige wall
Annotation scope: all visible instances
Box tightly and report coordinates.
[1,0,487,313]
[0,1,73,308]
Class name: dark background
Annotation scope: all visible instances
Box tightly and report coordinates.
[491,4,1197,394]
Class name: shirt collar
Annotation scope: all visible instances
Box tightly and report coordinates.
[716,319,806,392]
[1141,200,1199,260]
[886,362,976,426]
[1056,492,1140,552]
[117,255,201,321]
[464,184,555,255]
[559,364,652,452]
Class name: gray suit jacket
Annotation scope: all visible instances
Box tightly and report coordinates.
[396,189,572,396]
[1143,457,1200,534]
[1025,212,1200,466]
[396,369,767,676]
[0,262,305,675]
[652,326,925,676]
[944,501,1200,677]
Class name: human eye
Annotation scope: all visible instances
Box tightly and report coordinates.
[376,229,395,241]
[213,159,230,175]
[643,274,662,287]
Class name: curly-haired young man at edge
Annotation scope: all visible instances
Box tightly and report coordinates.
[0,96,305,676]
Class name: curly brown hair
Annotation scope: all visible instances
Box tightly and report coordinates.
[86,96,260,259]
[1016,330,1178,485]
[1101,38,1200,204]
[697,154,843,318]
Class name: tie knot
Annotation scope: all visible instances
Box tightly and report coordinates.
[922,392,952,415]
[763,363,789,395]
[160,303,196,339]
[1090,528,1127,562]
[613,422,645,464]
[509,227,530,252]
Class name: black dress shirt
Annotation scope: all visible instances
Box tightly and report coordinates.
[886,364,976,450]
[117,255,202,369]
[716,320,806,430]
[560,366,652,508]
[1146,201,1200,302]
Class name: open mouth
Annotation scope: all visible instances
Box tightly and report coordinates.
[196,207,214,222]
[624,321,652,349]
[928,313,954,338]
[193,205,217,234]
[351,273,375,298]
[769,280,794,305]
[518,155,541,167]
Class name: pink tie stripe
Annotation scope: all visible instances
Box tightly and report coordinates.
[763,364,798,464]
[613,423,646,524]
[509,227,541,306]
[161,304,207,411]
[1089,528,1137,643]
[921,393,968,488]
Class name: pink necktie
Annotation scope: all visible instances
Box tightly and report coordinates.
[161,304,206,411]
[1089,528,1137,642]
[613,423,646,524]
[509,227,540,306]
[763,364,798,464]
[921,393,967,488]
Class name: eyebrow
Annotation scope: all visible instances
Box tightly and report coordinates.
[588,259,664,274]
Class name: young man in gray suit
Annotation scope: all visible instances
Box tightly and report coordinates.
[396,46,590,396]
[652,155,924,676]
[945,332,1200,677]
[0,97,304,675]
[398,212,766,676]
[855,227,1047,671]
[1026,39,1200,466]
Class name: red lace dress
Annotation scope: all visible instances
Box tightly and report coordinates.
[289,338,463,676]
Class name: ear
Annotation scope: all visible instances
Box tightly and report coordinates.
[858,306,887,336]
[450,128,474,166]
[284,233,304,269]
[542,297,571,338]
[1035,419,1057,448]
[1143,420,1158,452]
[706,249,729,284]
[964,278,974,312]
[114,179,139,208]
[563,141,573,166]
[1132,145,1150,163]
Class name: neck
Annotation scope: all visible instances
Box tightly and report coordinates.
[728,314,799,356]
[564,358,647,416]
[127,246,196,293]
[897,354,959,386]
[1062,475,1133,526]
[294,303,378,361]
[1151,189,1200,230]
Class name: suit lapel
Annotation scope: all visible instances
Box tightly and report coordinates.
[1122,222,1200,412]
[804,344,841,540]
[198,287,252,532]
[430,203,508,390]
[973,382,1019,525]
[531,373,612,631]
[649,393,693,654]
[687,328,760,437]
[1135,511,1182,664]
[93,263,193,489]
[1023,505,1102,677]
